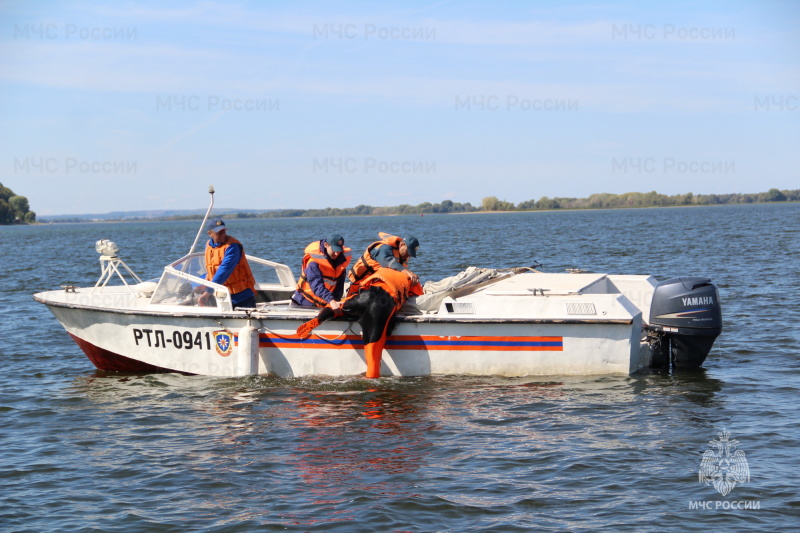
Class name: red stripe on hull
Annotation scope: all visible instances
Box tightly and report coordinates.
[68,333,179,374]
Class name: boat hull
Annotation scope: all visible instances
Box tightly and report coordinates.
[68,333,176,373]
[41,302,648,377]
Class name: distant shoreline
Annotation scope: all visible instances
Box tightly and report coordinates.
[457,201,800,215]
[456,201,800,214]
[27,198,800,225]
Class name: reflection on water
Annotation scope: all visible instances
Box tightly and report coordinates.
[286,389,432,513]
[61,370,733,527]
[632,369,724,408]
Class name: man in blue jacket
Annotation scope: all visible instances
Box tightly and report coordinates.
[198,219,257,309]
[291,234,352,310]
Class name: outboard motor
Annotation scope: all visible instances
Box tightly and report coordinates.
[645,276,722,369]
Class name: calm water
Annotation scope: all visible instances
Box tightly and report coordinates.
[1,204,798,532]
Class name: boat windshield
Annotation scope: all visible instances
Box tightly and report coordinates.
[148,253,296,310]
[174,253,207,279]
[149,254,232,310]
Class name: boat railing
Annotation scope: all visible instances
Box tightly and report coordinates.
[92,255,144,295]
[245,255,296,288]
[91,240,144,296]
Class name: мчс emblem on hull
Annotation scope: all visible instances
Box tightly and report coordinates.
[699,429,750,496]
[214,331,233,357]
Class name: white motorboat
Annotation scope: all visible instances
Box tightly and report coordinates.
[33,190,723,378]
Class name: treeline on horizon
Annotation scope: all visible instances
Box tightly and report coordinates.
[0,182,36,224]
[217,187,800,219]
[38,187,799,223]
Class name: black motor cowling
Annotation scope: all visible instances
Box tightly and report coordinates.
[646,276,722,369]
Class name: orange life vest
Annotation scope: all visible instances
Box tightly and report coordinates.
[355,267,424,312]
[295,240,353,307]
[348,234,405,284]
[205,236,256,295]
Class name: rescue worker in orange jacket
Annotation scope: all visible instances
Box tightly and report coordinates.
[297,266,424,378]
[292,234,352,310]
[348,233,420,291]
[199,219,257,309]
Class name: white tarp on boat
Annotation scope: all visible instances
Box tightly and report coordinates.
[402,266,509,314]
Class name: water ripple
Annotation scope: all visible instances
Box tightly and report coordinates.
[2,205,798,531]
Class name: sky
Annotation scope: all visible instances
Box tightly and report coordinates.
[1,1,798,216]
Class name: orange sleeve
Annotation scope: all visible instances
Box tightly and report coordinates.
[409,281,424,296]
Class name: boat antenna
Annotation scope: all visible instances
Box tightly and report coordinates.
[189,185,215,255]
